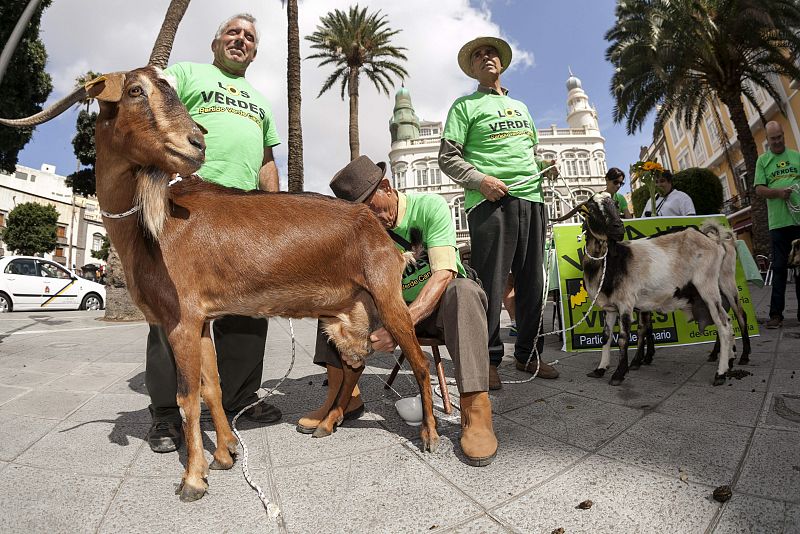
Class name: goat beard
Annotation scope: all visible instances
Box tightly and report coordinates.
[134,166,170,240]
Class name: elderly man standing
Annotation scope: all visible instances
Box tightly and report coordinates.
[755,121,800,329]
[145,13,283,453]
[439,36,558,390]
[297,156,498,467]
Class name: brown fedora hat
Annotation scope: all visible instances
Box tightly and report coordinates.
[458,36,512,79]
[329,155,388,203]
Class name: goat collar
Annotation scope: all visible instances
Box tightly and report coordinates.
[583,230,609,261]
[100,174,189,219]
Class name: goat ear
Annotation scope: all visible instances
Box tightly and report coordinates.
[194,121,208,134]
[85,73,126,103]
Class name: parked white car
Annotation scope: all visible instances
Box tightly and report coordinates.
[0,256,105,312]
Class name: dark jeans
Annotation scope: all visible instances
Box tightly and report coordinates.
[145,316,269,423]
[467,197,547,367]
[769,225,800,319]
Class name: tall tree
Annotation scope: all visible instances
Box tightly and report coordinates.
[285,0,304,192]
[306,4,408,161]
[0,0,53,174]
[66,71,102,197]
[0,202,58,256]
[606,0,800,255]
[104,0,192,321]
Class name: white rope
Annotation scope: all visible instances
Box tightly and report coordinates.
[100,174,186,218]
[231,317,296,520]
[465,164,558,216]
[787,183,800,223]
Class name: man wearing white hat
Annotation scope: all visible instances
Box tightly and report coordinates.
[439,36,558,389]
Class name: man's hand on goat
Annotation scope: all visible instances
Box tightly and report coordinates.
[479,175,508,202]
[370,327,397,353]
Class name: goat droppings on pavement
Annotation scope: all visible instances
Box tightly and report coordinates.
[576,500,593,510]
[551,528,566,534]
[713,485,733,503]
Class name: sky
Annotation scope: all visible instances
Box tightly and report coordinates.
[16,0,652,195]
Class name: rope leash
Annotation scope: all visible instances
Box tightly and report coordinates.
[464,164,558,216]
[231,317,296,520]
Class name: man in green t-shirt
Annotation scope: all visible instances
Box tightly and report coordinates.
[145,13,282,454]
[439,36,559,389]
[297,156,499,467]
[605,167,632,219]
[754,121,800,329]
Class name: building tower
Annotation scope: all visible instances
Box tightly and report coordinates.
[565,68,599,131]
[389,86,420,143]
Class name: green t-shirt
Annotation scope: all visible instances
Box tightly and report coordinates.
[392,194,466,303]
[754,148,800,230]
[613,192,628,215]
[164,62,281,190]
[443,91,543,209]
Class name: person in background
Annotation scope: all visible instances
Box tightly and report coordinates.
[605,167,632,219]
[644,170,696,217]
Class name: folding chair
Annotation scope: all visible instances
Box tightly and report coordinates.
[385,336,452,415]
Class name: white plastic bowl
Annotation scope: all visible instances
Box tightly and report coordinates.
[394,394,423,426]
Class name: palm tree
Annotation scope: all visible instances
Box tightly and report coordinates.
[306,4,408,161]
[284,0,304,192]
[606,0,800,255]
[105,0,192,321]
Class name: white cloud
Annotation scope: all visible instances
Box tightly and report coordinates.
[36,0,533,193]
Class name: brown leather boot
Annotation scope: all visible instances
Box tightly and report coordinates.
[296,365,364,434]
[459,391,497,467]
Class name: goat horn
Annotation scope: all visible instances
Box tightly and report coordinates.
[0,84,88,128]
[552,199,590,222]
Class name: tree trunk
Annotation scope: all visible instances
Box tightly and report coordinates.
[147,0,191,69]
[0,0,42,85]
[102,245,144,321]
[348,67,360,161]
[286,0,304,192]
[721,92,771,256]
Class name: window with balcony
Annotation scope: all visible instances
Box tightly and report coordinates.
[416,168,429,187]
[56,226,67,238]
[693,137,707,165]
[576,152,590,176]
[430,168,442,185]
[452,196,468,232]
[92,233,104,252]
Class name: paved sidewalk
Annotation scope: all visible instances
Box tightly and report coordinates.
[0,284,798,533]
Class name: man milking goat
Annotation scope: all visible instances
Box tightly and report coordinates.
[298,156,499,467]
[145,13,283,453]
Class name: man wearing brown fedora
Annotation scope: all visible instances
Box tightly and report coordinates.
[439,36,559,390]
[297,155,499,467]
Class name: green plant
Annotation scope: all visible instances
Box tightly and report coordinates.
[0,201,58,255]
[673,167,724,215]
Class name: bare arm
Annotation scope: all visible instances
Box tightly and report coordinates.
[755,184,792,200]
[369,269,455,353]
[258,146,279,192]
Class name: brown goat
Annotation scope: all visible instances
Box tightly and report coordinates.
[0,67,440,502]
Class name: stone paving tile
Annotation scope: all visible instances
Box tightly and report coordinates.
[449,514,514,533]
[558,350,705,385]
[0,368,60,388]
[101,367,147,395]
[272,445,481,533]
[0,413,60,461]
[787,503,800,532]
[422,416,585,508]
[600,412,751,486]
[0,384,27,405]
[96,350,146,364]
[66,393,151,423]
[492,455,718,534]
[714,493,790,533]
[686,361,773,392]
[776,346,800,370]
[503,392,642,451]
[0,389,92,419]
[98,471,280,534]
[11,358,85,375]
[760,392,800,431]
[769,369,800,396]
[657,383,765,427]
[736,428,800,504]
[15,420,147,476]
[0,464,120,534]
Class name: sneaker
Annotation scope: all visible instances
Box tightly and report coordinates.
[509,322,518,337]
[489,365,502,390]
[233,402,282,424]
[147,421,183,453]
[515,359,559,379]
[766,316,783,329]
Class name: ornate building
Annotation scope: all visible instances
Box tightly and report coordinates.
[387,72,608,245]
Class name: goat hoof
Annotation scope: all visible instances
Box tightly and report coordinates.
[209,457,234,471]
[587,368,606,378]
[739,356,750,366]
[713,374,726,386]
[629,362,641,370]
[609,376,625,386]
[176,480,207,502]
[421,432,440,453]
[708,353,718,362]
[312,426,333,438]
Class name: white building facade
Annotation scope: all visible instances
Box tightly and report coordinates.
[0,163,107,272]
[387,72,608,244]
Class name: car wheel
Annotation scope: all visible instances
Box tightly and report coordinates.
[0,292,11,313]
[81,293,103,311]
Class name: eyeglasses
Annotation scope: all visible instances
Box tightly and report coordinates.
[613,180,624,186]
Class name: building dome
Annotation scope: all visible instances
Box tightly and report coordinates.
[566,68,582,91]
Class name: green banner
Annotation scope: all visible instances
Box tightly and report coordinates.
[552,215,760,352]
